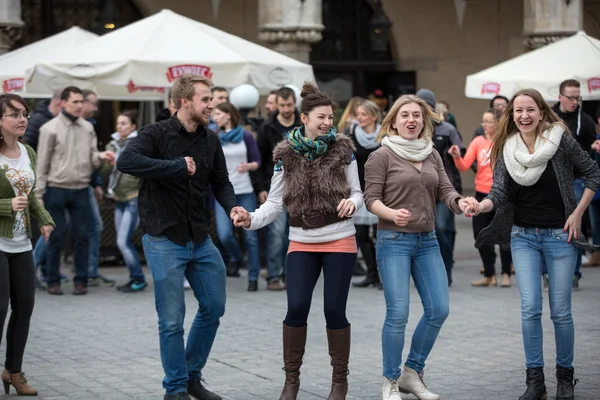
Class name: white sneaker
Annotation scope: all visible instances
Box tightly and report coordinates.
[184,278,191,290]
[382,378,403,400]
[397,366,439,400]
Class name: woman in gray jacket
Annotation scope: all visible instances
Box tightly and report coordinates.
[470,88,600,400]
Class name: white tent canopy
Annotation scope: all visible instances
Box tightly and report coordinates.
[24,9,316,100]
[465,31,600,101]
[0,27,98,98]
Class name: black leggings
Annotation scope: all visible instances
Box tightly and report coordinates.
[284,251,356,330]
[355,225,378,277]
[473,192,512,277]
[0,250,36,373]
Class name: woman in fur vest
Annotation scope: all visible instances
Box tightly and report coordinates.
[234,82,363,400]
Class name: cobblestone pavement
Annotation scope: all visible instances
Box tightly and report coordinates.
[3,221,600,400]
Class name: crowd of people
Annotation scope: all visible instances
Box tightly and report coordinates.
[0,73,598,400]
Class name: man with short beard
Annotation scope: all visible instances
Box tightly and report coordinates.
[265,90,278,114]
[117,74,245,400]
[255,87,301,290]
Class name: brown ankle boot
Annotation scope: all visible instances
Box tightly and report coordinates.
[279,324,307,400]
[326,325,351,400]
[2,369,38,396]
[583,252,600,267]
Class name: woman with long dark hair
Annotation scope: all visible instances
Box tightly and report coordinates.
[0,93,54,396]
[470,88,600,400]
[234,82,363,400]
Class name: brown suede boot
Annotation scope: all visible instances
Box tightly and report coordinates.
[583,252,600,267]
[279,324,307,400]
[471,276,497,287]
[326,325,351,400]
[2,369,38,396]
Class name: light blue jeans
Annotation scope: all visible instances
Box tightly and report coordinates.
[376,230,450,379]
[214,193,261,281]
[87,186,103,279]
[115,198,143,280]
[510,226,578,368]
[142,235,226,395]
[266,206,289,280]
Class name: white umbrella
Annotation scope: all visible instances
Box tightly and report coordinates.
[465,31,600,101]
[0,26,97,98]
[24,9,316,99]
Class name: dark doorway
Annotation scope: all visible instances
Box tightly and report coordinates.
[310,0,415,108]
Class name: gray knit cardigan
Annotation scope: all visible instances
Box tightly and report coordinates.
[475,132,600,252]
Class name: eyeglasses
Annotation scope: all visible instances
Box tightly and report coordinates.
[560,94,582,102]
[2,112,30,120]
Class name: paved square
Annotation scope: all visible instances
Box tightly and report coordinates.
[3,220,599,399]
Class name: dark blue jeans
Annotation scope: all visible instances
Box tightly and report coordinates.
[435,201,455,275]
[44,187,91,286]
[87,187,104,279]
[142,235,226,396]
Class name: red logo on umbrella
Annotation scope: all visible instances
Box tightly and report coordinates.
[588,77,600,92]
[127,80,166,93]
[166,64,213,82]
[2,78,24,92]
[481,82,501,96]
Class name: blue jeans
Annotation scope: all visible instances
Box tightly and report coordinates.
[572,178,585,279]
[44,187,90,286]
[588,199,600,245]
[510,226,578,368]
[434,202,455,274]
[115,198,143,280]
[33,236,46,273]
[266,207,289,280]
[376,230,450,379]
[87,187,103,279]
[142,235,226,395]
[214,193,261,281]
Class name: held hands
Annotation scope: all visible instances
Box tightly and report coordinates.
[337,199,356,218]
[258,191,268,204]
[458,197,481,217]
[231,206,251,228]
[11,193,28,212]
[99,151,116,163]
[40,224,54,243]
[94,186,104,202]
[184,156,196,176]
[448,145,461,159]
[563,212,582,243]
[389,208,411,227]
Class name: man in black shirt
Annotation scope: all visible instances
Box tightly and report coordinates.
[255,87,301,290]
[117,74,244,400]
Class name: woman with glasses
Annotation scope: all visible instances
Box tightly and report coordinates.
[449,108,513,287]
[0,94,54,396]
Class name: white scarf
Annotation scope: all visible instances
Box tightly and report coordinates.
[381,135,433,162]
[503,125,564,186]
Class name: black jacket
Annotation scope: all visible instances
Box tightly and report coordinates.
[551,103,597,153]
[22,100,54,152]
[432,121,465,194]
[117,115,236,246]
[255,110,301,192]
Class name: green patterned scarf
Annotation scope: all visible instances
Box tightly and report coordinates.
[286,125,337,160]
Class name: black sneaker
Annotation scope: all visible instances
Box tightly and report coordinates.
[188,379,222,400]
[118,279,147,293]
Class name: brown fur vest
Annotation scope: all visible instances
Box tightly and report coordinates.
[273,134,355,219]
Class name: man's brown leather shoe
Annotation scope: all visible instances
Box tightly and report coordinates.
[73,283,87,295]
[47,284,63,295]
